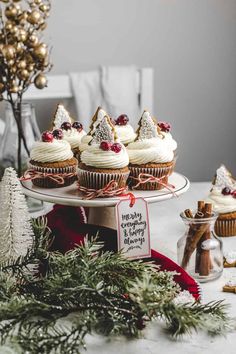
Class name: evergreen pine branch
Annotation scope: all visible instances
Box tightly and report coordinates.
[0,228,232,353]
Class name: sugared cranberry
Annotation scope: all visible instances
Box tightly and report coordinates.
[222,187,231,195]
[72,121,83,132]
[116,114,129,126]
[100,141,112,151]
[158,121,171,132]
[111,143,122,153]
[42,130,53,142]
[232,190,236,198]
[61,122,72,131]
[53,129,63,140]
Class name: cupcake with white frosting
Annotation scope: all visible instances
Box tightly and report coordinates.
[79,106,108,154]
[127,110,174,190]
[206,165,236,237]
[29,130,78,188]
[78,115,130,190]
[52,104,86,158]
[114,114,136,145]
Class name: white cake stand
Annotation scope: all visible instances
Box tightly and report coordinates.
[21,172,190,229]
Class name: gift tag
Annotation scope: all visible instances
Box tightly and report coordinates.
[116,197,151,259]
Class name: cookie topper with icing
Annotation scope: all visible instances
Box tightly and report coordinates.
[88,106,111,134]
[212,165,236,190]
[135,110,163,141]
[52,103,73,129]
[89,115,118,145]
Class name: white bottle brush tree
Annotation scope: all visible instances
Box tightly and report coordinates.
[0,167,33,264]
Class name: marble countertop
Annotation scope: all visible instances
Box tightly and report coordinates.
[83,182,236,354]
[31,182,236,354]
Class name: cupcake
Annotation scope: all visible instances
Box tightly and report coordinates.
[78,115,129,190]
[52,104,86,158]
[114,114,136,145]
[29,130,78,188]
[127,110,174,190]
[79,106,108,154]
[206,165,236,237]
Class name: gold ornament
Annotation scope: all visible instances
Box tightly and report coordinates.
[12,0,21,2]
[11,66,17,74]
[15,42,23,54]
[5,5,18,19]
[34,73,47,89]
[10,25,19,35]
[33,43,47,59]
[8,59,14,66]
[5,22,13,31]
[18,11,28,23]
[34,0,42,4]
[2,44,15,60]
[27,10,41,25]
[39,4,49,12]
[17,60,27,69]
[18,69,30,80]
[18,29,27,42]
[28,63,35,72]
[28,34,39,47]
[9,84,19,93]
[0,83,5,93]
[39,21,47,30]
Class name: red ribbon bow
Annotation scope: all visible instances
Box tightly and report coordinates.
[20,169,77,185]
[132,173,176,196]
[78,180,136,207]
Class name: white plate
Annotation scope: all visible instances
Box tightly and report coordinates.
[21,172,190,208]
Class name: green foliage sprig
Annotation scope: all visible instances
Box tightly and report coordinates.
[0,217,232,354]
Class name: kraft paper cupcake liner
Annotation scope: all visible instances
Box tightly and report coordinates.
[214,218,236,237]
[128,163,173,191]
[29,163,78,188]
[77,168,130,190]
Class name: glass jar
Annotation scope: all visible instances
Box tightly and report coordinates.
[177,211,223,282]
[0,102,41,174]
[0,102,43,212]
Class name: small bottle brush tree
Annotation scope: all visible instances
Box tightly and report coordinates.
[0,167,33,264]
[0,0,52,176]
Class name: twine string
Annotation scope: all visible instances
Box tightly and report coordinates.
[20,169,77,185]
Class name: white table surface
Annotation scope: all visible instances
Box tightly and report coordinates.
[31,182,236,354]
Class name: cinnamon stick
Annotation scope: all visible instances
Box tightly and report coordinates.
[195,201,205,273]
[181,204,209,269]
[198,203,212,276]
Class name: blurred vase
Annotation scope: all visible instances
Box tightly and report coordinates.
[0,102,43,212]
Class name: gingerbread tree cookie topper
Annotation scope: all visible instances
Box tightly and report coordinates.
[51,104,73,129]
[212,165,236,190]
[90,115,118,145]
[135,110,162,141]
[89,106,110,134]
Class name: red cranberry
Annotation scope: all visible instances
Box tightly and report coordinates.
[158,121,171,132]
[61,122,72,131]
[232,190,236,198]
[222,187,231,195]
[100,141,112,151]
[72,121,83,132]
[42,130,54,142]
[116,114,129,126]
[53,129,63,140]
[111,143,122,153]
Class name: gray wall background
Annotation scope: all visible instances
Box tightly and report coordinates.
[4,0,236,181]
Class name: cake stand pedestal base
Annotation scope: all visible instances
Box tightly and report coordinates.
[88,206,116,229]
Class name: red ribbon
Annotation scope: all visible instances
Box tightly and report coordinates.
[20,169,77,186]
[131,173,177,196]
[78,180,136,207]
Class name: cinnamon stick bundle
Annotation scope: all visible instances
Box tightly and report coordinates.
[181,201,213,275]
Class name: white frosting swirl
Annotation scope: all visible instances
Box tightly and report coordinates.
[30,140,73,163]
[206,188,236,213]
[162,132,177,151]
[81,144,129,169]
[114,124,136,145]
[127,138,174,164]
[79,134,93,152]
[63,128,86,149]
